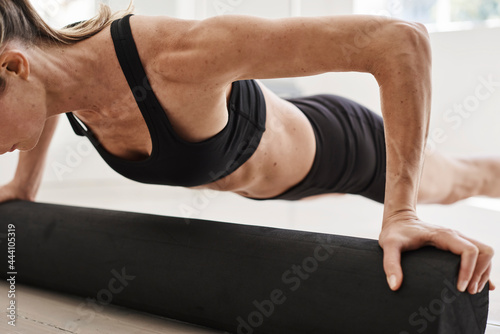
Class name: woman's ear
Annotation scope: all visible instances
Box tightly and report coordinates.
[0,50,30,79]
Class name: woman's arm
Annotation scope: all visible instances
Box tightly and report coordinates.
[155,14,491,293]
[179,15,431,216]
[10,115,59,201]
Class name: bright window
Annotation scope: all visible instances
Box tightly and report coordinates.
[354,0,500,31]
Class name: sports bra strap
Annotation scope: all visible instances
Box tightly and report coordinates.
[110,14,163,117]
[65,112,102,147]
[65,112,86,136]
[65,13,158,150]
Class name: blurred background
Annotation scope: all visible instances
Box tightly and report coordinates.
[0,1,499,332]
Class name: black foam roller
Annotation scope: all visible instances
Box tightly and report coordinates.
[0,201,489,333]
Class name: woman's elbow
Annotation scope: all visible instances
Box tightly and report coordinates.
[401,21,431,63]
[372,19,432,80]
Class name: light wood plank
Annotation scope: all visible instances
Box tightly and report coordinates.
[0,281,222,334]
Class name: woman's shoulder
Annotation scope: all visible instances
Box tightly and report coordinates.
[125,14,233,109]
[127,15,205,83]
[127,14,243,88]
[119,15,234,137]
[128,14,196,48]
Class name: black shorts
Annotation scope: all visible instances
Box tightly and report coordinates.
[264,94,387,203]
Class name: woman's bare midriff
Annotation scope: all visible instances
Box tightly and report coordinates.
[72,18,317,200]
[194,81,317,199]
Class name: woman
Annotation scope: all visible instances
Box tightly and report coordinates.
[0,1,497,295]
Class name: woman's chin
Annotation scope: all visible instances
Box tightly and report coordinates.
[15,142,31,152]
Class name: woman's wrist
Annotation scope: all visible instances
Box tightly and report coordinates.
[382,183,420,223]
[382,209,419,229]
[9,177,40,201]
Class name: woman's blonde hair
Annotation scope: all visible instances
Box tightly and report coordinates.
[0,0,134,46]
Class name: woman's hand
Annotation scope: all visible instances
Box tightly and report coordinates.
[0,179,37,204]
[379,211,495,294]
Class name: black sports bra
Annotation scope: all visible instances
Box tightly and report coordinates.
[65,14,266,187]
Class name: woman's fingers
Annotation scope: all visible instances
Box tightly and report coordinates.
[379,217,495,294]
[467,259,491,294]
[458,234,495,294]
[428,228,479,292]
[381,240,403,291]
[477,264,492,293]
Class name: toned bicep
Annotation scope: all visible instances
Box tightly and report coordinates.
[177,14,426,83]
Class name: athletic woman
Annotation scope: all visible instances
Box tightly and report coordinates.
[0,1,497,294]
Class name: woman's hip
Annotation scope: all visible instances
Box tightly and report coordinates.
[263,94,387,203]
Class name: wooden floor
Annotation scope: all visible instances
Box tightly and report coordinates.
[0,180,499,333]
[0,281,222,334]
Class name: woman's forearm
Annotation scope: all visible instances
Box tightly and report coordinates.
[12,114,60,198]
[372,25,432,222]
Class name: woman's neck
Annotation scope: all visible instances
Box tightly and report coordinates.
[26,36,112,119]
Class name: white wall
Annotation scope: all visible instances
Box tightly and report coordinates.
[427,27,500,156]
[1,1,499,188]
